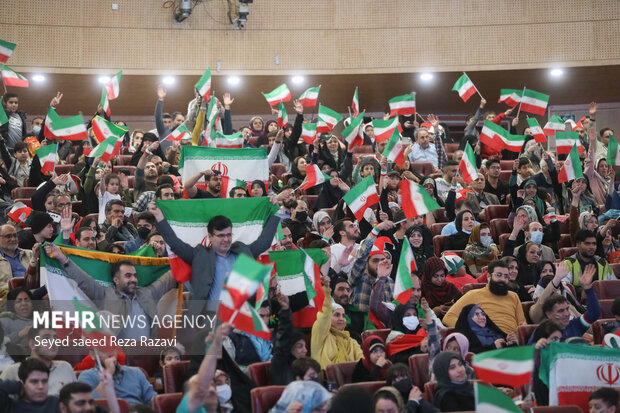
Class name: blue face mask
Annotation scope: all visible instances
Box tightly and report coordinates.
[32,125,41,135]
[480,235,493,248]
[530,230,543,245]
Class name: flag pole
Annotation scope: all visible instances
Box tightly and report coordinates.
[516,86,526,118]
[173,283,183,338]
[463,72,484,100]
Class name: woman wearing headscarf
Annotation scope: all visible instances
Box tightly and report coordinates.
[464,223,499,277]
[250,180,267,197]
[514,241,541,289]
[318,135,346,171]
[596,224,618,260]
[421,257,461,318]
[269,380,331,413]
[314,169,349,211]
[372,387,406,413]
[431,351,475,412]
[385,304,428,365]
[256,119,277,147]
[502,255,533,302]
[443,210,476,251]
[311,283,363,369]
[249,116,264,139]
[420,176,445,208]
[287,156,308,190]
[529,261,584,324]
[352,335,392,383]
[454,304,518,354]
[404,225,433,276]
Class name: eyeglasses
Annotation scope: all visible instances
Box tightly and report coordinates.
[493,272,510,279]
[472,311,485,318]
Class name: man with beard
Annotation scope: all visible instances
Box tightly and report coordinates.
[276,224,295,250]
[330,218,361,274]
[184,169,222,199]
[275,187,297,220]
[330,274,369,342]
[561,229,616,286]
[442,260,526,334]
[134,141,161,202]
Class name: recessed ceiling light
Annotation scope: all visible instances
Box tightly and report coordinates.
[162,76,176,85]
[292,75,304,84]
[32,74,45,82]
[227,76,240,85]
[550,68,564,77]
[98,76,111,84]
[420,72,433,81]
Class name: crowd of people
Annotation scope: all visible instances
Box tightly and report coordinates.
[0,86,618,413]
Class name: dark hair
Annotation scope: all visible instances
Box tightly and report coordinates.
[251,180,267,197]
[162,113,172,120]
[135,211,156,226]
[589,387,619,407]
[2,93,17,104]
[171,111,184,120]
[146,231,162,244]
[156,184,175,199]
[13,141,28,153]
[207,215,232,235]
[465,113,475,123]
[531,319,562,343]
[487,260,508,276]
[443,160,459,169]
[599,127,614,138]
[7,287,34,313]
[75,226,94,241]
[333,218,353,243]
[111,259,135,279]
[542,294,568,316]
[518,157,531,168]
[156,175,174,186]
[27,326,55,343]
[106,244,125,254]
[575,229,596,244]
[291,357,321,379]
[373,388,402,410]
[159,346,182,363]
[486,158,501,169]
[229,186,248,198]
[613,297,620,317]
[80,216,100,233]
[104,173,120,188]
[59,382,93,406]
[18,357,49,382]
[105,199,124,213]
[385,362,411,386]
[309,240,329,249]
[535,260,555,279]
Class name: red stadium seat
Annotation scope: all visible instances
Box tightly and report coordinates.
[54,164,75,175]
[445,143,460,154]
[325,361,357,387]
[339,381,385,394]
[126,354,161,378]
[557,233,572,249]
[489,218,509,244]
[499,170,512,182]
[517,324,538,345]
[610,263,620,279]
[592,318,615,345]
[11,187,36,199]
[95,399,131,413]
[113,165,136,175]
[430,222,448,236]
[531,407,584,412]
[521,301,535,324]
[599,299,615,318]
[559,247,578,260]
[433,207,447,223]
[353,145,373,154]
[270,163,286,178]
[248,361,272,387]
[499,160,513,170]
[433,235,448,257]
[116,154,133,166]
[8,278,25,290]
[281,173,292,185]
[423,381,437,402]
[410,162,436,176]
[558,220,570,234]
[250,385,286,413]
[361,329,391,344]
[484,205,509,223]
[303,195,318,215]
[72,201,82,215]
[498,233,510,253]
[408,354,430,390]
[153,393,183,413]
[593,280,620,300]
[462,283,485,295]
[163,360,190,393]
[13,198,32,207]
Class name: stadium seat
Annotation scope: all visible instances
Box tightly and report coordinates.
[116,154,133,166]
[610,263,620,279]
[592,318,615,345]
[410,162,436,176]
[489,218,509,244]
[557,233,572,249]
[445,143,460,154]
[593,280,620,300]
[447,250,465,258]
[498,233,510,253]
[361,329,391,344]
[521,301,535,324]
[11,187,36,199]
[408,353,430,390]
[531,407,584,412]
[127,176,135,188]
[153,392,183,413]
[462,283,485,295]
[54,164,75,175]
[281,173,292,185]
[8,278,25,290]
[113,165,136,175]
[558,220,570,234]
[163,360,190,393]
[126,354,161,378]
[517,324,538,345]
[339,380,385,394]
[353,145,373,154]
[95,399,131,413]
[433,207,447,223]
[433,235,448,257]
[303,195,318,215]
[430,222,448,236]
[270,163,286,178]
[599,299,615,318]
[13,198,32,207]
[423,381,436,402]
[484,205,509,222]
[72,201,82,215]
[559,247,578,260]
[499,160,513,170]
[248,361,272,387]
[325,361,357,387]
[250,385,286,413]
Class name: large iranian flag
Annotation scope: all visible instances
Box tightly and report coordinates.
[0,39,16,63]
[543,115,565,136]
[539,342,620,410]
[607,135,620,165]
[195,68,211,100]
[299,85,320,107]
[35,144,58,175]
[179,146,269,184]
[372,117,400,143]
[299,164,331,191]
[451,73,477,102]
[47,114,88,141]
[475,383,522,413]
[343,176,380,221]
[213,132,244,149]
[220,286,271,340]
[317,105,343,133]
[555,131,585,155]
[472,346,534,387]
[342,112,365,150]
[351,87,360,116]
[1,64,28,87]
[520,88,549,116]
[301,123,317,144]
[105,71,122,100]
[224,254,271,308]
[459,142,478,184]
[393,238,416,305]
[163,124,191,141]
[558,144,584,183]
[389,93,415,117]
[100,88,111,116]
[263,83,291,106]
[381,129,405,167]
[527,117,547,143]
[92,115,128,144]
[399,179,440,219]
[498,89,523,107]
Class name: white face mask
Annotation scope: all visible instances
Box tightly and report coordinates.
[402,315,419,331]
[480,235,493,248]
[216,384,232,404]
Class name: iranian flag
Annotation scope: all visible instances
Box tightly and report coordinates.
[220,286,271,340]
[498,89,523,107]
[472,346,534,387]
[195,68,212,100]
[299,85,320,107]
[388,93,415,117]
[299,164,332,191]
[381,129,405,167]
[268,249,327,327]
[372,117,400,143]
[558,144,584,183]
[7,202,31,227]
[224,254,271,308]
[36,144,58,175]
[203,97,220,145]
[105,71,122,100]
[213,132,244,148]
[0,103,7,126]
[459,142,478,184]
[475,383,522,413]
[1,64,28,87]
[163,124,191,141]
[543,115,565,136]
[317,105,343,133]
[47,114,88,141]
[221,175,247,198]
[92,115,128,144]
[179,146,269,184]
[539,342,620,411]
[555,131,585,155]
[451,73,477,102]
[0,39,16,63]
[399,179,440,219]
[100,88,111,116]
[263,83,291,106]
[156,198,278,282]
[607,135,620,165]
[520,88,549,116]
[89,136,122,163]
[254,271,271,310]
[527,117,547,143]
[43,107,61,140]
[480,120,524,152]
[393,238,416,305]
[342,112,365,150]
[343,176,380,221]
[352,87,360,116]
[301,123,317,144]
[277,102,288,128]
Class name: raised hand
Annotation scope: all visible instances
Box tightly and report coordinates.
[50,92,63,107]
[554,261,569,286]
[157,85,167,100]
[52,173,69,186]
[376,260,392,279]
[148,201,164,222]
[222,93,234,109]
[44,243,67,262]
[276,293,289,310]
[589,101,597,118]
[579,264,596,290]
[427,114,440,131]
[293,99,303,114]
[60,205,73,234]
[480,97,487,107]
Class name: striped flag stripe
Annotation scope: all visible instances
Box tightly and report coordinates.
[299,85,320,107]
[558,144,583,183]
[263,84,291,105]
[195,68,212,100]
[343,176,379,221]
[0,39,17,63]
[372,117,399,142]
[526,117,547,143]
[381,129,405,167]
[105,71,122,100]
[399,179,440,219]
[607,135,620,165]
[520,88,549,116]
[388,94,416,116]
[459,142,478,184]
[452,74,477,102]
[498,89,523,107]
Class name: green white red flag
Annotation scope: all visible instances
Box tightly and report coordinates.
[213,132,244,148]
[7,201,31,228]
[555,131,585,155]
[520,88,549,116]
[459,142,478,184]
[343,176,380,221]
[526,117,547,143]
[498,89,522,107]
[224,253,272,309]
[301,123,317,144]
[0,103,7,126]
[277,102,288,128]
[299,164,332,191]
[0,39,16,63]
[372,116,401,143]
[163,124,191,141]
[254,270,271,310]
[351,87,360,117]
[317,105,343,134]
[389,93,415,117]
[43,107,61,140]
[92,115,128,144]
[480,120,524,152]
[100,88,111,116]
[342,112,364,150]
[36,144,58,175]
[47,114,88,141]
[472,345,534,387]
[220,175,247,198]
[299,85,320,107]
[263,84,291,106]
[89,135,122,163]
[104,71,122,100]
[558,144,583,183]
[399,179,440,219]
[543,115,565,136]
[220,286,271,340]
[381,129,405,167]
[393,238,416,305]
[451,73,477,102]
[607,135,620,166]
[179,146,269,184]
[1,64,28,87]
[195,68,211,100]
[203,97,220,145]
[475,383,522,413]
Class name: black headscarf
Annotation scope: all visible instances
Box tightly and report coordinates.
[391,304,422,335]
[251,179,267,197]
[432,351,474,409]
[315,169,345,211]
[515,242,539,286]
[444,210,473,250]
[421,176,445,207]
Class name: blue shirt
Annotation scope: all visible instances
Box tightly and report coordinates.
[0,249,26,278]
[116,293,150,341]
[440,221,480,236]
[79,366,157,406]
[408,142,438,168]
[208,252,237,301]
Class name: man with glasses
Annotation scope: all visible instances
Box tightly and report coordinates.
[442,260,526,334]
[0,224,32,293]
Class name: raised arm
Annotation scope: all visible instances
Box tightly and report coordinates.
[154,85,170,138]
[249,212,280,257]
[150,202,197,264]
[222,93,234,135]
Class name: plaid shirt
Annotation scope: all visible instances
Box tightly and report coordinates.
[349,231,380,312]
[369,277,395,327]
[435,131,448,170]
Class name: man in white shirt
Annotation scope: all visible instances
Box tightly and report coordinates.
[330,218,361,274]
[408,127,438,169]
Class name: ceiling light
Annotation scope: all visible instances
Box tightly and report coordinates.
[98,76,111,84]
[162,76,176,85]
[550,68,564,77]
[32,74,45,82]
[420,72,433,81]
[291,75,304,84]
[227,76,240,85]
